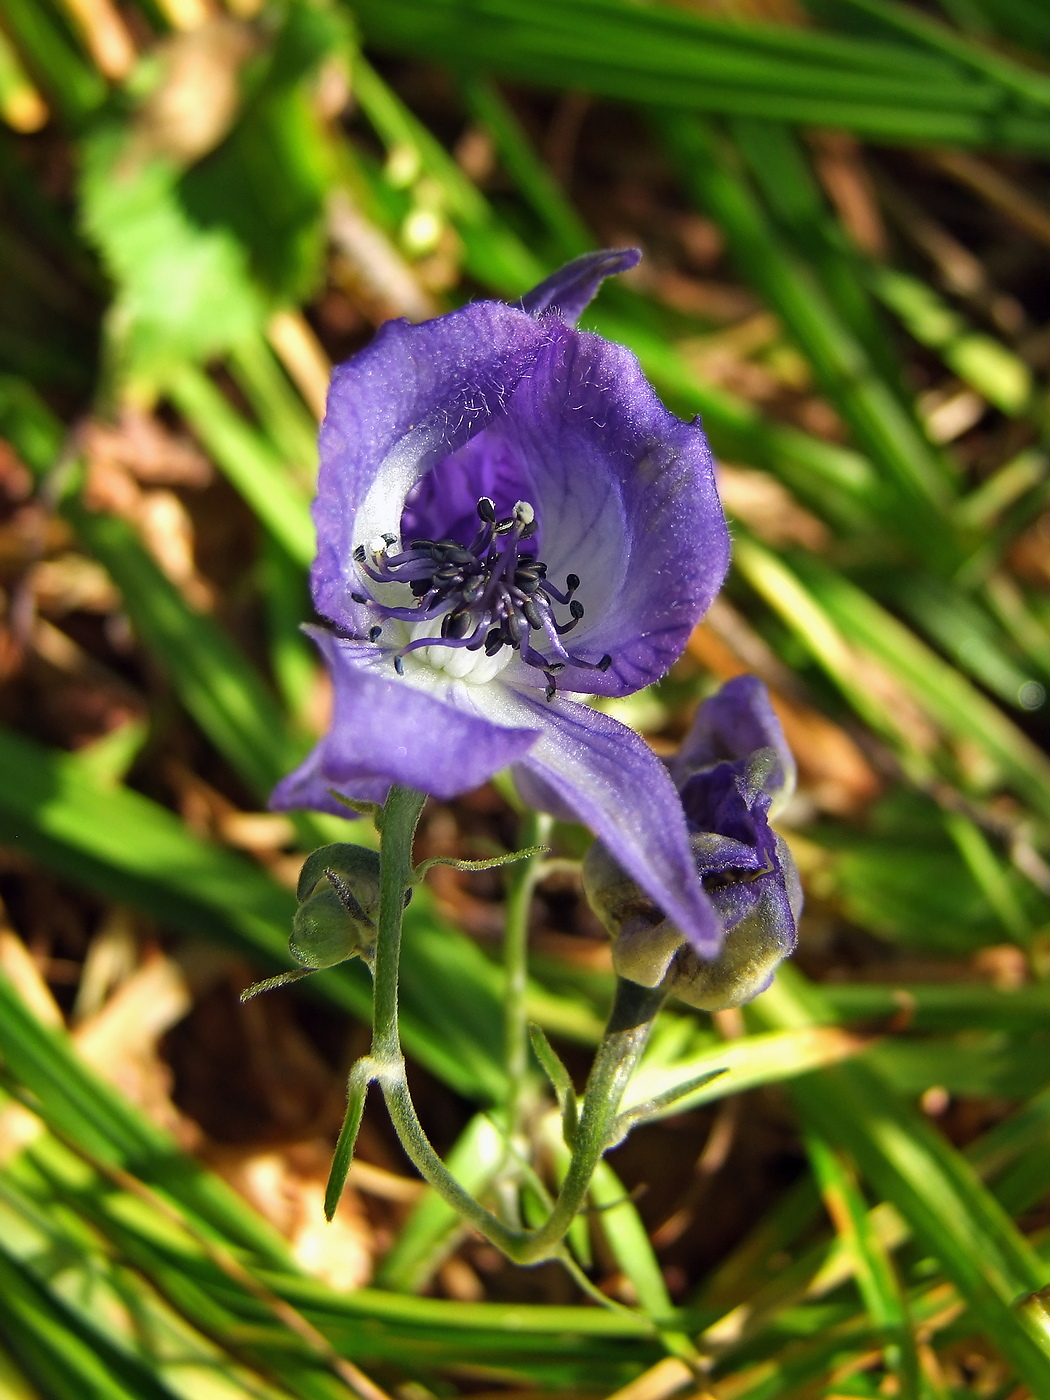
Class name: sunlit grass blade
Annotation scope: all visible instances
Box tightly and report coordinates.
[163,365,314,568]
[67,504,304,800]
[227,335,320,482]
[797,550,1050,817]
[655,113,956,536]
[588,1161,698,1363]
[0,1235,183,1400]
[0,0,105,122]
[351,57,542,297]
[870,266,1032,413]
[734,535,1050,817]
[619,1025,867,1121]
[751,964,1050,1392]
[804,1131,920,1395]
[351,0,1050,148]
[0,24,47,134]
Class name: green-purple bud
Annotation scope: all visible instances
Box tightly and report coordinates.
[290,844,382,970]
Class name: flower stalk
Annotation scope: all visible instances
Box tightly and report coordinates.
[324,785,665,1264]
[502,809,552,1143]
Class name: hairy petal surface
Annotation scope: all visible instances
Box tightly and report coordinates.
[479,322,728,697]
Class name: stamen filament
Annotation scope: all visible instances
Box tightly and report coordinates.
[353,496,613,697]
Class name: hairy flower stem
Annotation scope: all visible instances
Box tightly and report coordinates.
[364,785,666,1264]
[503,810,552,1143]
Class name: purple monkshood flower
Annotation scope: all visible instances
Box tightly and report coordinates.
[272,249,731,954]
[584,676,802,1009]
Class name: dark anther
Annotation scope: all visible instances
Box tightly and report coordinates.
[353,494,615,690]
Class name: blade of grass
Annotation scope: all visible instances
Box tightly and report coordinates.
[804,1131,920,1396]
[163,365,314,568]
[796,550,1050,818]
[822,980,1050,1032]
[351,0,1050,150]
[750,963,1050,1392]
[0,1235,185,1400]
[589,1160,699,1365]
[459,75,593,259]
[67,503,304,800]
[0,0,104,122]
[655,112,956,537]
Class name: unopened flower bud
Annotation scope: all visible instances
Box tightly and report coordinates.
[583,676,802,1011]
[290,844,382,969]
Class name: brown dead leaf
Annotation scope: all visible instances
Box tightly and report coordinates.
[84,408,211,489]
[133,20,256,165]
[809,129,887,258]
[219,1140,376,1290]
[31,553,119,615]
[0,441,33,503]
[73,951,194,1138]
[137,489,214,610]
[716,465,829,550]
[328,190,438,325]
[1009,511,1050,589]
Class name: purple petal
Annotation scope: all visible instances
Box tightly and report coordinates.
[520,248,641,325]
[674,676,796,812]
[474,321,728,698]
[272,629,541,805]
[510,695,723,957]
[313,302,549,632]
[272,739,391,818]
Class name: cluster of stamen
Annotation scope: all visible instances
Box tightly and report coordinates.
[351,497,612,700]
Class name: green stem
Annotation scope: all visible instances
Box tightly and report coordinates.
[503,811,552,1141]
[370,785,427,1064]
[369,785,666,1264]
[517,978,666,1260]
